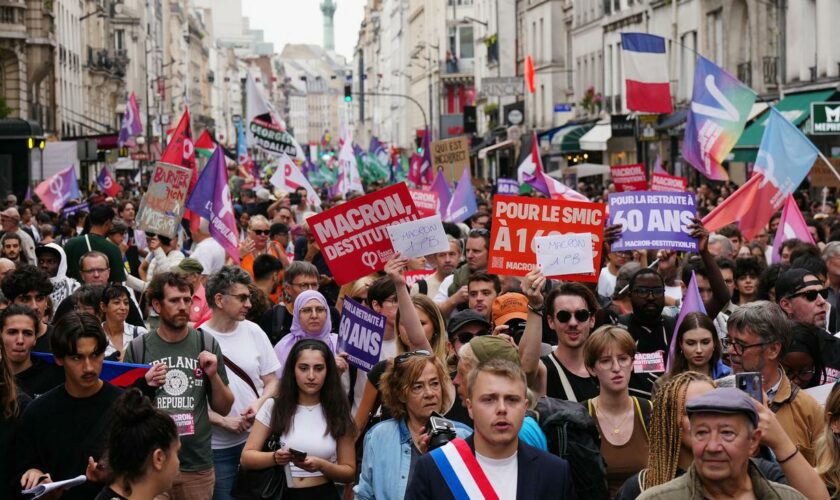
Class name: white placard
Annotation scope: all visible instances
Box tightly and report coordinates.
[386,215,450,259]
[534,233,595,276]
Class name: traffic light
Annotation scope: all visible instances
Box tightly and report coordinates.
[414,135,422,153]
[344,83,352,102]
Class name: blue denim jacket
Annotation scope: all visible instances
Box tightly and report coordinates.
[354,417,472,500]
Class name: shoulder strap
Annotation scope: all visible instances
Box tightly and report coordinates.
[127,334,147,364]
[547,353,577,403]
[637,469,647,493]
[769,384,800,413]
[223,355,259,398]
[84,235,92,252]
[633,397,652,439]
[587,399,594,417]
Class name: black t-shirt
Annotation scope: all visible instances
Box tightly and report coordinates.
[15,356,65,399]
[33,325,52,354]
[617,314,676,398]
[0,389,30,498]
[94,486,129,500]
[540,351,599,402]
[16,383,122,500]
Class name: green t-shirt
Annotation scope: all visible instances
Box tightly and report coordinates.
[124,328,229,472]
[63,233,127,283]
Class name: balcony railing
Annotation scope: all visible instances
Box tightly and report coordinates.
[441,58,474,76]
[87,47,126,77]
[763,56,778,85]
[737,62,751,87]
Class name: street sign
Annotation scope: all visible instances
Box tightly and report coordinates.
[811,102,840,135]
[554,103,573,113]
[482,77,524,97]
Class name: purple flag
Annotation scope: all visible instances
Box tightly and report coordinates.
[430,170,452,218]
[653,154,666,174]
[118,92,143,147]
[34,166,80,212]
[444,167,477,223]
[668,271,708,368]
[185,147,240,263]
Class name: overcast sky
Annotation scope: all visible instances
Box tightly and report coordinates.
[242,0,366,61]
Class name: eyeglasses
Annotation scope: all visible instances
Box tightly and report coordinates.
[224,293,251,303]
[81,268,109,275]
[721,337,769,355]
[395,350,432,365]
[555,309,591,323]
[784,366,816,380]
[787,288,829,302]
[300,306,327,315]
[595,355,633,370]
[632,286,665,298]
[251,229,270,235]
[382,295,398,305]
[469,228,489,236]
[290,281,319,291]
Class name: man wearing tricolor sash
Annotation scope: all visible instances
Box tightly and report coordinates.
[406,359,576,500]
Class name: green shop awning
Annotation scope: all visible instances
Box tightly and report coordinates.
[551,124,595,153]
[734,89,836,150]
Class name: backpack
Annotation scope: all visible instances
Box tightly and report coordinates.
[535,396,609,500]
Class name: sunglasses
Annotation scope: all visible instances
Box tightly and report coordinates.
[146,232,157,238]
[395,350,432,365]
[787,288,829,302]
[555,309,591,323]
[469,228,490,237]
[251,229,270,235]
[632,286,665,298]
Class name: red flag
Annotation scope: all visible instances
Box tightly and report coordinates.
[701,174,764,240]
[97,167,122,197]
[525,56,536,93]
[161,109,200,231]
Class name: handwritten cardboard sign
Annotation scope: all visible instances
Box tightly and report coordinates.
[337,298,386,371]
[650,172,688,192]
[534,233,595,276]
[430,137,470,182]
[487,195,605,282]
[409,188,440,217]
[386,215,450,259]
[609,191,697,252]
[136,162,193,238]
[611,164,648,191]
[307,182,420,285]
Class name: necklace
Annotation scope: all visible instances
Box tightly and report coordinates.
[595,398,633,435]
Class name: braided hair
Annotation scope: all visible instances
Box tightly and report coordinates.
[642,371,712,491]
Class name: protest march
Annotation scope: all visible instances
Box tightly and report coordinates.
[3,11,840,500]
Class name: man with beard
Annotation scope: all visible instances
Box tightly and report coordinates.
[124,272,233,498]
[520,270,600,401]
[467,273,500,322]
[411,237,460,298]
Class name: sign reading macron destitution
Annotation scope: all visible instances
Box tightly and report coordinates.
[337,298,386,371]
[608,191,697,252]
[611,164,648,191]
[307,182,420,285]
[487,195,605,283]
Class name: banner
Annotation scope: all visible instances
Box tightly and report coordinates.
[409,189,439,218]
[496,178,519,195]
[650,172,688,192]
[307,182,420,284]
[136,162,193,238]
[487,195,605,282]
[611,164,648,191]
[246,73,303,160]
[608,191,697,252]
[337,298,386,371]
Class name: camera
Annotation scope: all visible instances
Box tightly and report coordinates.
[424,412,457,450]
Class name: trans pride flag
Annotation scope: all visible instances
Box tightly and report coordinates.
[683,56,756,181]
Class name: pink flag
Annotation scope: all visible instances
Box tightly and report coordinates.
[35,166,81,212]
[118,92,143,147]
[521,137,588,202]
[668,271,708,369]
[771,195,815,263]
[429,170,452,218]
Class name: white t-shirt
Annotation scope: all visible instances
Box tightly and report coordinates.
[256,399,337,478]
[433,275,456,304]
[191,237,227,276]
[204,320,281,449]
[103,322,148,359]
[597,267,618,297]
[476,451,518,500]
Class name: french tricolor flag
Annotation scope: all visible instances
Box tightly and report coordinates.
[621,33,673,114]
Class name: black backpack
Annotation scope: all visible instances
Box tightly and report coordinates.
[535,396,609,500]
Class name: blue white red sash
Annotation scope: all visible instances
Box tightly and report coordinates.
[429,438,499,500]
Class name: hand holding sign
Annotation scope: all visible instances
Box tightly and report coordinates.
[386,215,450,259]
[383,253,410,288]
[534,233,595,276]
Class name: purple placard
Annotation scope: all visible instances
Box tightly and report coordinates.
[608,191,698,252]
[337,297,386,371]
[497,178,519,195]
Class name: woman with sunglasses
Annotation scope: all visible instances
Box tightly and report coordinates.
[666,312,730,379]
[582,325,652,498]
[274,290,348,376]
[241,339,356,499]
[240,215,288,279]
[100,284,148,361]
[355,351,470,500]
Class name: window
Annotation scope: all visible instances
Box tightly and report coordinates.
[706,10,723,64]
[680,31,697,100]
[115,29,125,53]
[539,18,543,63]
[459,26,474,59]
[0,7,15,24]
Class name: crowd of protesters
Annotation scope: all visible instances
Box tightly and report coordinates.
[3,171,840,500]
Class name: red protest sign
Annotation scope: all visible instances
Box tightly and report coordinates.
[611,164,648,191]
[405,269,435,289]
[487,195,606,283]
[409,189,439,218]
[650,172,688,192]
[307,183,420,285]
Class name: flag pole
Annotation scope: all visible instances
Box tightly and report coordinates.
[817,150,840,184]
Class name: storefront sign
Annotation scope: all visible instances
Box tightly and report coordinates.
[811,102,840,135]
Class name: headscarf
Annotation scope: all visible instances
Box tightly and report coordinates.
[273,290,337,374]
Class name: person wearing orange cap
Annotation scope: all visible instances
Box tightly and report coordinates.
[491,292,529,345]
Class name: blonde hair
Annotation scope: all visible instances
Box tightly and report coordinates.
[395,295,448,362]
[817,383,840,493]
[582,325,636,370]
[248,215,270,230]
[380,355,452,420]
